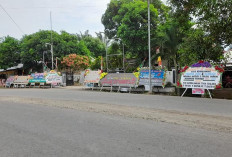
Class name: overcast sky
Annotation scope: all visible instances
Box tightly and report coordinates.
[0,0,167,40]
[0,0,111,39]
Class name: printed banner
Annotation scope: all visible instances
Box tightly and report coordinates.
[192,88,205,94]
[45,72,62,85]
[13,76,29,84]
[139,69,165,87]
[5,76,15,87]
[29,73,46,83]
[180,67,221,89]
[84,70,101,83]
[0,79,6,87]
[100,73,137,87]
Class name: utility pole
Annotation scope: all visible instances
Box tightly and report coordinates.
[49,11,54,70]
[45,43,53,70]
[43,51,45,72]
[148,0,152,93]
[100,32,108,72]
[51,44,54,70]
[123,43,125,73]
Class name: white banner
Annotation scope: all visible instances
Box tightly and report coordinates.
[84,70,101,83]
[180,67,221,89]
[45,72,62,85]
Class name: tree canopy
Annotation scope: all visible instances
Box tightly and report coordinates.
[0,30,106,72]
[0,36,20,69]
[102,0,167,66]
[170,0,232,46]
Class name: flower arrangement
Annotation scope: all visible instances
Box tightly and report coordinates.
[216,83,222,89]
[191,60,211,67]
[177,60,225,89]
[176,81,182,87]
[179,66,189,73]
[44,72,48,77]
[133,72,140,79]
[84,69,90,76]
[100,72,108,80]
[162,71,167,88]
[215,65,224,73]
[98,70,102,75]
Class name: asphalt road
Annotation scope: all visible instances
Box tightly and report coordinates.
[0,88,232,157]
[0,88,232,116]
[1,100,232,157]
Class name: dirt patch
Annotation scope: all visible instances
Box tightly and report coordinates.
[1,96,232,133]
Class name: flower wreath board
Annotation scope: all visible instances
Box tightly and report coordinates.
[177,61,224,99]
[139,68,166,91]
[99,73,138,92]
[84,70,101,89]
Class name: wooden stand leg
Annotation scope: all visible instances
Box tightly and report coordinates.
[207,89,212,99]
[181,88,188,97]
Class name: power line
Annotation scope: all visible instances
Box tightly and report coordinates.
[4,6,97,10]
[0,4,24,34]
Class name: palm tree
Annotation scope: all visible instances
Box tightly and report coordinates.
[155,20,182,86]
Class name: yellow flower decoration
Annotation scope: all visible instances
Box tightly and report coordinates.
[133,72,140,79]
[100,72,108,79]
[157,56,162,62]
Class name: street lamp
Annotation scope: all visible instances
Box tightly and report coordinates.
[45,43,54,70]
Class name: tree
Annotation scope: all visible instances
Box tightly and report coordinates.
[0,36,20,69]
[77,30,91,41]
[90,56,104,70]
[117,1,158,59]
[107,42,123,70]
[76,40,92,57]
[20,30,92,71]
[20,30,61,71]
[169,0,232,46]
[178,28,223,66]
[82,36,105,57]
[61,54,89,72]
[102,0,169,39]
[152,11,193,95]
[58,31,79,57]
[102,0,160,67]
[102,0,130,39]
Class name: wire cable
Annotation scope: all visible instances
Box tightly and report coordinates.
[0,4,24,34]
[4,6,97,10]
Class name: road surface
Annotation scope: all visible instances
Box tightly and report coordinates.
[0,88,232,157]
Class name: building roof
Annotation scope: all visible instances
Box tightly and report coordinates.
[0,63,23,72]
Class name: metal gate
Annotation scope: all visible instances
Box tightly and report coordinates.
[66,72,74,86]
